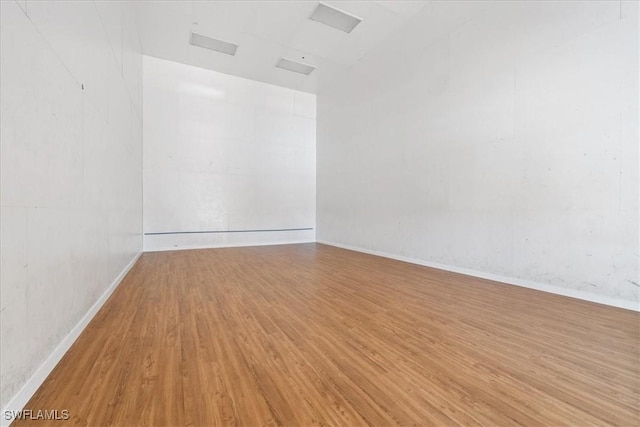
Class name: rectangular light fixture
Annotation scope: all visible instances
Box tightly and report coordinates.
[189,31,238,56]
[309,2,362,33]
[275,58,316,76]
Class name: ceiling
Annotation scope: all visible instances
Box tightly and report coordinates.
[135,1,430,94]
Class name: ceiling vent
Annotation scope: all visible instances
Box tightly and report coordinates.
[275,58,316,76]
[309,2,362,33]
[190,31,238,56]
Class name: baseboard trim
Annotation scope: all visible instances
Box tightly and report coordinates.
[144,239,316,253]
[317,240,639,312]
[1,252,143,427]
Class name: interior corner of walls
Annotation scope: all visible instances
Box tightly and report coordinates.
[141,57,316,251]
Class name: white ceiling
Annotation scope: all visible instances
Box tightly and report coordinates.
[135,1,430,94]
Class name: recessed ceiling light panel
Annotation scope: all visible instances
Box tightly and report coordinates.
[275,58,316,76]
[309,2,362,33]
[190,31,238,56]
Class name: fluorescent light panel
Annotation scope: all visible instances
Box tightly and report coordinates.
[190,31,238,56]
[276,58,316,75]
[309,2,362,33]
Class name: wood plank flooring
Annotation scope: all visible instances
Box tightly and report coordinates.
[15,243,639,426]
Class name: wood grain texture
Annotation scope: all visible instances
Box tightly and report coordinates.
[15,243,639,426]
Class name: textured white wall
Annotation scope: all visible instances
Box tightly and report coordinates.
[0,0,143,409]
[317,0,639,305]
[143,56,316,251]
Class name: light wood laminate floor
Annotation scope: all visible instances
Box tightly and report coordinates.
[16,243,639,426]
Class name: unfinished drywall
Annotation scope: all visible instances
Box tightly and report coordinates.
[143,56,316,251]
[317,0,639,306]
[1,0,143,411]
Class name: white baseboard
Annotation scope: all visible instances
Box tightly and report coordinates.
[1,252,143,427]
[144,238,316,253]
[317,240,639,312]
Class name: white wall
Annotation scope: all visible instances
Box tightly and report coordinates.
[143,56,316,251]
[317,0,639,306]
[0,0,143,411]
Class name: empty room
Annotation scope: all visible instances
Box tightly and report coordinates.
[1,0,638,425]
